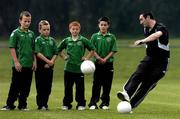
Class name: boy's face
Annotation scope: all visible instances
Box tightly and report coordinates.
[69,25,80,37]
[19,15,31,30]
[39,25,50,38]
[98,21,109,34]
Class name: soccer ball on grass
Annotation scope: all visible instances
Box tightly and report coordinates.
[117,101,132,113]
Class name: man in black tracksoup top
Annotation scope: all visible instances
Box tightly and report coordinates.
[117,12,169,110]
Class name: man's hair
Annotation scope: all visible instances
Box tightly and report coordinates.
[38,20,50,30]
[98,16,110,25]
[142,12,154,19]
[69,21,81,29]
[19,11,31,20]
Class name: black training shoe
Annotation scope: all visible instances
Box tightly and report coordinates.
[117,91,130,101]
[89,105,98,110]
[1,105,15,111]
[18,106,29,111]
[38,106,48,110]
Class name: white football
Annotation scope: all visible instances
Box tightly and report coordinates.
[80,60,95,74]
[117,101,132,113]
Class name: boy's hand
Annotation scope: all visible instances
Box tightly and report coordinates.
[64,55,69,61]
[48,60,54,66]
[101,58,107,64]
[44,64,50,68]
[60,52,69,61]
[81,57,87,61]
[15,61,22,72]
[97,57,104,64]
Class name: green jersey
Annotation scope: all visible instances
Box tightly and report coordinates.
[9,27,35,67]
[35,35,58,59]
[57,35,95,73]
[91,32,117,62]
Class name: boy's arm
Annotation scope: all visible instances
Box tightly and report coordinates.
[94,52,102,60]
[57,39,68,60]
[94,51,107,64]
[59,51,69,60]
[102,52,115,63]
[96,51,115,64]
[37,53,54,66]
[82,50,94,60]
[51,39,58,63]
[82,37,96,60]
[10,48,22,72]
[32,54,37,71]
[51,55,57,63]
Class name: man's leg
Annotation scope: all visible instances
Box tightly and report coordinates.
[130,69,165,109]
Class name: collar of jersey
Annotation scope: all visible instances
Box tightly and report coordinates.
[68,35,82,42]
[149,22,158,33]
[98,31,111,36]
[17,27,30,33]
[40,35,50,41]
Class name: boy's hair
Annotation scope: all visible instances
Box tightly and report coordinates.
[69,21,81,29]
[19,11,31,20]
[39,20,50,30]
[142,12,154,19]
[98,16,110,25]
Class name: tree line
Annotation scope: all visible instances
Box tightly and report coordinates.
[0,0,179,38]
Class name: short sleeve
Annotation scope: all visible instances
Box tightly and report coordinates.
[156,25,168,36]
[34,37,41,53]
[31,32,35,51]
[84,38,95,51]
[90,34,96,46]
[52,38,58,55]
[57,39,67,52]
[111,35,117,52]
[9,31,17,48]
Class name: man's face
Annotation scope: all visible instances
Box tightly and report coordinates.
[98,21,109,34]
[19,15,31,30]
[139,14,149,27]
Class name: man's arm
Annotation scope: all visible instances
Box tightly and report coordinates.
[134,31,163,46]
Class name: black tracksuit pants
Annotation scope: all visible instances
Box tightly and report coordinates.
[6,67,33,109]
[124,56,168,108]
[35,66,53,108]
[89,62,114,107]
[63,71,86,108]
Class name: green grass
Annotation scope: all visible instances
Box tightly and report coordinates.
[0,39,180,119]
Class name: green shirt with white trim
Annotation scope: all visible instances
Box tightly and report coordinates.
[91,31,117,62]
[9,27,35,67]
[35,35,58,59]
[57,35,95,73]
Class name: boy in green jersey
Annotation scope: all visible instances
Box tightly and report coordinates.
[1,11,36,111]
[88,16,117,110]
[35,20,58,110]
[57,21,95,110]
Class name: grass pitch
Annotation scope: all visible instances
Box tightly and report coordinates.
[0,39,180,119]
